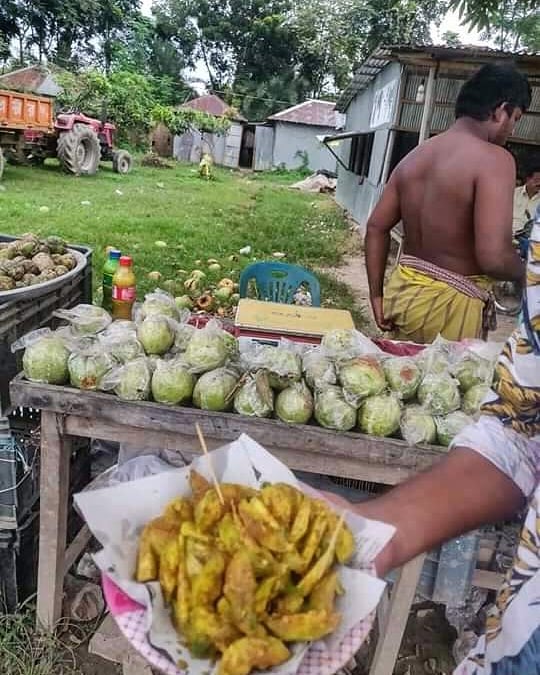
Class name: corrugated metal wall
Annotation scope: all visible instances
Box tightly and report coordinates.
[397,67,540,143]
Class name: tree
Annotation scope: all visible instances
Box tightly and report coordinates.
[450,0,539,51]
[441,30,462,47]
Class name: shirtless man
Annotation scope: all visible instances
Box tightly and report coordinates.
[365,63,530,343]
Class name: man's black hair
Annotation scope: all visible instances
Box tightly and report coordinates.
[524,160,540,178]
[455,63,531,121]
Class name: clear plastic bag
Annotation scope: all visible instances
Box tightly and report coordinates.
[302,347,337,391]
[183,318,231,373]
[136,315,176,356]
[12,327,72,384]
[417,373,461,415]
[151,357,195,405]
[314,385,356,431]
[339,355,386,407]
[382,356,422,401]
[101,357,152,401]
[320,328,382,362]
[435,411,473,447]
[358,393,401,437]
[99,323,144,364]
[54,304,112,335]
[241,340,302,390]
[452,350,496,392]
[233,371,274,418]
[275,381,313,424]
[68,342,114,391]
[462,383,490,416]
[137,288,180,321]
[170,311,196,354]
[400,405,437,446]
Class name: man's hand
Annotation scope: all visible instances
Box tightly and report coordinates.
[370,296,394,332]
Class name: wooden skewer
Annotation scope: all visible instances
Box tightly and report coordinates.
[195,423,225,505]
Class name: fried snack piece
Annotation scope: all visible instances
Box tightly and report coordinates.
[219,637,289,675]
[274,591,304,615]
[265,609,341,642]
[218,513,277,577]
[181,521,211,543]
[289,496,312,543]
[238,498,290,553]
[308,571,340,613]
[189,606,240,654]
[323,510,355,564]
[260,484,300,529]
[185,537,212,578]
[297,523,340,597]
[301,511,328,569]
[159,537,180,602]
[224,550,259,635]
[174,538,190,631]
[192,551,226,607]
[163,497,194,524]
[195,489,225,533]
[136,531,158,582]
[190,470,212,503]
[254,576,285,616]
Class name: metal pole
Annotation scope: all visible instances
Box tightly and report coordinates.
[419,65,437,144]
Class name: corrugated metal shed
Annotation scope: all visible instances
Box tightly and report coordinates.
[268,100,342,127]
[337,43,540,113]
[181,94,247,123]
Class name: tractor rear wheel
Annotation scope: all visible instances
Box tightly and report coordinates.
[57,123,101,176]
[0,148,4,181]
[112,150,133,174]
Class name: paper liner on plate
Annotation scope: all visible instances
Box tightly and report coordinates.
[75,434,395,675]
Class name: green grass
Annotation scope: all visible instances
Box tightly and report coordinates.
[0,159,364,323]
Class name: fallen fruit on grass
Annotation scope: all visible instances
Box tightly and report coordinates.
[175,295,194,310]
[191,270,207,281]
[218,278,234,290]
[215,287,232,303]
[196,294,215,310]
[154,240,167,248]
[208,263,221,272]
[147,271,162,281]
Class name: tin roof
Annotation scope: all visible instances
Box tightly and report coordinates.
[181,94,247,122]
[0,65,62,97]
[268,100,342,127]
[336,44,540,112]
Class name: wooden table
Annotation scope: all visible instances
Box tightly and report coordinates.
[10,375,445,675]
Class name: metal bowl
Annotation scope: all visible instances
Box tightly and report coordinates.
[0,241,89,304]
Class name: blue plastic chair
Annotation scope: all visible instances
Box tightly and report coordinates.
[239,261,321,306]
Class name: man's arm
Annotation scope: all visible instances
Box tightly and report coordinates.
[356,447,525,576]
[474,151,525,282]
[365,174,401,331]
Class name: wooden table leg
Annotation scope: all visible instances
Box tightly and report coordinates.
[36,412,72,630]
[368,554,426,675]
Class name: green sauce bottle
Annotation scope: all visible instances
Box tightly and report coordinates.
[102,249,121,313]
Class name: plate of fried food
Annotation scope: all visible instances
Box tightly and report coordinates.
[76,434,393,675]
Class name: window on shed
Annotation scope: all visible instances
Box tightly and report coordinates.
[348,133,374,177]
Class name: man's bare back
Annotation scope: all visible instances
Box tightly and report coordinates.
[393,127,515,276]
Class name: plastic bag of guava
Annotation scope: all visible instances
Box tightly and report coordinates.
[68,341,114,390]
[101,357,153,401]
[302,347,337,390]
[314,385,356,431]
[169,309,196,354]
[242,341,302,390]
[138,288,180,321]
[99,321,145,364]
[137,315,176,356]
[358,393,401,437]
[192,366,239,411]
[320,328,382,363]
[339,356,386,407]
[452,350,495,391]
[151,357,195,405]
[54,304,112,335]
[275,381,313,424]
[12,327,72,385]
[462,383,490,416]
[400,405,437,446]
[435,411,473,447]
[417,373,461,415]
[233,371,274,418]
[382,356,422,400]
[183,319,233,374]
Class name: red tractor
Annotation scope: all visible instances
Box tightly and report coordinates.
[0,89,133,178]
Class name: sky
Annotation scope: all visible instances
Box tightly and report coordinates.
[139,2,489,89]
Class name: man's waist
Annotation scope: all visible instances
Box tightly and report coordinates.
[399,254,493,301]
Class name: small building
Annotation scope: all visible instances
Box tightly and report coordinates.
[0,65,62,97]
[171,94,248,169]
[252,100,344,172]
[322,45,540,231]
